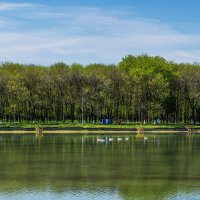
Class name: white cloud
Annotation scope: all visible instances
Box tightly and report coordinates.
[0,18,12,27]
[0,2,35,11]
[0,3,200,65]
[173,50,200,63]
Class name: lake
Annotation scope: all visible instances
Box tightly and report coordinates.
[0,133,200,200]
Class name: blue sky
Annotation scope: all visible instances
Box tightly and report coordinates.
[1,0,200,65]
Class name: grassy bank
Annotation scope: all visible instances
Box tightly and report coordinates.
[0,121,200,130]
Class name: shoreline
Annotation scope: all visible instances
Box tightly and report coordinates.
[0,127,200,134]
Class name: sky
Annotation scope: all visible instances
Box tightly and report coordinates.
[1,0,200,65]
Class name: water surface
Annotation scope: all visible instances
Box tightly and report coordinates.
[0,133,200,199]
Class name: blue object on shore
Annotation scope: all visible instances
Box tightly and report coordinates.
[102,118,112,124]
[107,119,112,124]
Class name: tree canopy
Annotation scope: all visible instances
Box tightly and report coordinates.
[0,55,200,124]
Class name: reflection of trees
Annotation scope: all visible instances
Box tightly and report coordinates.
[0,134,200,198]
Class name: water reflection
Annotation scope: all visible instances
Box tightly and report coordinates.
[0,133,200,199]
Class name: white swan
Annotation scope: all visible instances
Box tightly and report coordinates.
[144,136,148,140]
[97,138,105,142]
[117,137,122,141]
[108,138,113,142]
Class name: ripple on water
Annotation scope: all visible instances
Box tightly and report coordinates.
[0,188,122,200]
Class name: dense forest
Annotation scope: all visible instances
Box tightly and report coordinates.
[0,54,200,124]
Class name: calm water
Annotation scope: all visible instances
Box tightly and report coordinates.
[0,133,200,200]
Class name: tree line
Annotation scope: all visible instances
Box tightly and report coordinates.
[0,54,200,124]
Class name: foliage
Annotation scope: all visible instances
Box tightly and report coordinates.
[0,55,200,125]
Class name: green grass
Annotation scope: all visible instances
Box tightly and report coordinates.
[0,121,199,129]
